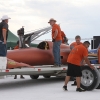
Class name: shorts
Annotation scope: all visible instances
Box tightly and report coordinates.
[67,63,82,77]
[0,42,7,57]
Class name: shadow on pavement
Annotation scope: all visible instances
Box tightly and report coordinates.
[0,77,65,91]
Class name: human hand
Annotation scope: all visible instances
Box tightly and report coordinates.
[52,39,55,42]
[4,40,7,44]
[89,65,95,70]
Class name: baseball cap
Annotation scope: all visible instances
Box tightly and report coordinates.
[1,15,11,20]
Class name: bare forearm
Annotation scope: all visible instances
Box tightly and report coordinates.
[84,57,91,66]
[2,30,7,41]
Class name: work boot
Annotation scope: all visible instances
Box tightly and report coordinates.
[63,86,68,91]
[20,75,25,79]
[76,88,86,92]
[14,75,17,79]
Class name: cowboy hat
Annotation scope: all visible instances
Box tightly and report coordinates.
[48,18,56,23]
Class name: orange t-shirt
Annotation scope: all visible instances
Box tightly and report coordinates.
[67,44,88,66]
[61,31,66,43]
[14,45,19,49]
[70,42,82,50]
[52,24,62,41]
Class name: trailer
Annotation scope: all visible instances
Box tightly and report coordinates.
[0,65,67,77]
[0,26,100,91]
[0,57,100,91]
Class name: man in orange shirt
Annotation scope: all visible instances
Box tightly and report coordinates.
[63,41,94,92]
[48,18,62,67]
[61,31,68,44]
[70,35,82,50]
[70,35,82,85]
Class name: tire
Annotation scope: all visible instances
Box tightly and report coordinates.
[96,84,100,89]
[30,75,39,79]
[96,69,100,89]
[43,75,51,78]
[81,66,100,91]
[94,69,100,89]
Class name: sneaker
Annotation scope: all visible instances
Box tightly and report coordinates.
[20,77,25,79]
[14,75,17,79]
[63,86,68,91]
[76,88,86,92]
[71,81,77,86]
[14,77,17,79]
[20,75,25,79]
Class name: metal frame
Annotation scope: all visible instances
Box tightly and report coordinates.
[0,64,100,76]
[23,26,51,44]
[18,26,51,48]
[0,66,67,76]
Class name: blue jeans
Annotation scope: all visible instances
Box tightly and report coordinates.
[53,40,62,65]
[0,42,7,57]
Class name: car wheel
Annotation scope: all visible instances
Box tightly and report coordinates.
[81,66,100,91]
[30,75,39,79]
[43,75,51,78]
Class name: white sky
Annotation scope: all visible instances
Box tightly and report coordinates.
[0,0,100,40]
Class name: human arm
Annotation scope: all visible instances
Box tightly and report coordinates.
[2,29,7,44]
[83,48,94,69]
[2,22,8,44]
[84,56,94,69]
[53,29,58,39]
[70,43,74,50]
[80,60,86,66]
[64,36,68,44]
[52,29,58,42]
